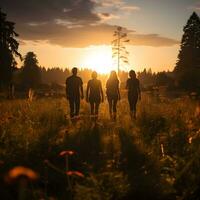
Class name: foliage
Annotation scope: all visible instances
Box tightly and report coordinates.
[0,8,21,88]
[74,172,129,200]
[174,12,200,91]
[20,52,41,89]
[0,95,199,200]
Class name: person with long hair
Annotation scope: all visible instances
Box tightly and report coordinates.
[126,70,141,119]
[106,71,120,121]
[86,71,104,120]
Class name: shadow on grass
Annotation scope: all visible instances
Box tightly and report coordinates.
[118,128,174,200]
[63,123,104,172]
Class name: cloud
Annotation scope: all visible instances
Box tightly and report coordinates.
[188,2,200,11]
[99,0,124,7]
[16,22,179,48]
[129,34,179,47]
[0,0,178,48]
[98,13,120,22]
[0,0,100,24]
[96,0,140,12]
[16,22,116,47]
[120,6,140,12]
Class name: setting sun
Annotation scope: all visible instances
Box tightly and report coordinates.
[82,45,115,74]
[1,2,200,200]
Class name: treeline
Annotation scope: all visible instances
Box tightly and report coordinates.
[1,8,200,97]
[13,51,174,90]
[12,51,108,89]
[40,67,108,85]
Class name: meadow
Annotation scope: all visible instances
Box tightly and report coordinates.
[0,93,200,200]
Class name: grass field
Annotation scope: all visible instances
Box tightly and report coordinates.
[0,94,200,200]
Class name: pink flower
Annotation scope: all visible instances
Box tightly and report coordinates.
[66,171,84,178]
[59,150,75,157]
[43,159,50,165]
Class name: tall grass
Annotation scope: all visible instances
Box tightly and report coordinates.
[0,94,199,199]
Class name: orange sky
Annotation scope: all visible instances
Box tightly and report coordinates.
[2,0,199,73]
[19,41,179,73]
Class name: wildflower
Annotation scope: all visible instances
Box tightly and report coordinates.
[59,150,75,157]
[161,144,165,157]
[6,166,39,182]
[188,137,193,144]
[66,171,84,178]
[44,159,50,165]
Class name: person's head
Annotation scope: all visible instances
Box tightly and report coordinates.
[129,70,136,79]
[109,70,118,80]
[72,67,78,75]
[92,71,98,79]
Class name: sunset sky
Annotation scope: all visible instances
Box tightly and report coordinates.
[1,0,200,73]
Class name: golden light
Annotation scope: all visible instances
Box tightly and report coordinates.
[82,45,116,74]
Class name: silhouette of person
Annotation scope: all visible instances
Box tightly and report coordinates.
[126,70,141,119]
[66,67,84,119]
[86,71,104,120]
[106,71,120,121]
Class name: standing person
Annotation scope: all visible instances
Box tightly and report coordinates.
[86,71,104,120]
[126,70,141,119]
[66,67,84,119]
[106,71,120,121]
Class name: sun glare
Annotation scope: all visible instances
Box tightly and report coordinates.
[82,46,116,74]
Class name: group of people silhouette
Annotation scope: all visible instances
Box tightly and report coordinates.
[66,67,141,121]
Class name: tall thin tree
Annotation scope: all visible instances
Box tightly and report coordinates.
[111,26,130,75]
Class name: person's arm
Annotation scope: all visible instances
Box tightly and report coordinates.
[66,79,69,99]
[80,78,84,99]
[100,81,104,102]
[86,81,90,102]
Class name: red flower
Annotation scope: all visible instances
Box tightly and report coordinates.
[6,166,39,183]
[66,171,84,178]
[43,159,50,165]
[59,150,75,157]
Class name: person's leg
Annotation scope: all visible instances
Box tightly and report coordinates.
[69,99,75,118]
[75,98,80,116]
[94,102,100,121]
[90,101,95,115]
[113,98,118,121]
[95,102,100,115]
[132,96,138,119]
[128,96,134,119]
[108,97,113,119]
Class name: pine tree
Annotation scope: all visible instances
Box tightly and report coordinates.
[20,52,41,89]
[174,12,200,90]
[0,8,21,89]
